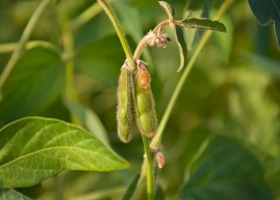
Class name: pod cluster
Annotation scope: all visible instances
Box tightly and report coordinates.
[116,61,157,143]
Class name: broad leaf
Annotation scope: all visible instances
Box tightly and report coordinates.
[66,101,110,146]
[180,136,272,200]
[0,47,64,127]
[179,18,226,32]
[248,0,280,47]
[159,1,175,21]
[170,24,187,72]
[0,117,129,188]
[0,188,31,200]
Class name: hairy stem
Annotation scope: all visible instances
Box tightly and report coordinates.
[97,0,136,72]
[150,0,234,148]
[133,20,170,60]
[0,0,53,92]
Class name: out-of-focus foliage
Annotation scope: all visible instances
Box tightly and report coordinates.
[0,0,279,199]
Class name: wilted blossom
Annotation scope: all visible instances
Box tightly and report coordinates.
[145,29,170,48]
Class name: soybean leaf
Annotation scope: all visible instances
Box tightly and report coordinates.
[159,1,175,20]
[0,47,64,127]
[0,188,31,200]
[248,0,280,47]
[179,18,226,32]
[75,35,125,86]
[180,135,273,200]
[0,117,129,188]
[170,24,187,72]
[66,101,110,146]
[183,0,212,50]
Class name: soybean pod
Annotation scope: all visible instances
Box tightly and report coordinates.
[116,63,134,143]
[135,61,158,138]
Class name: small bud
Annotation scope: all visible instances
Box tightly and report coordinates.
[137,60,150,89]
[156,150,165,169]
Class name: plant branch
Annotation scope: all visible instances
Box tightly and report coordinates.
[0,41,61,54]
[97,0,136,72]
[150,0,234,148]
[0,0,53,92]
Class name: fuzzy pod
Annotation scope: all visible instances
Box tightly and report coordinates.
[135,61,157,138]
[116,64,134,143]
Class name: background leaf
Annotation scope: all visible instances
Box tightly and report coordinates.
[0,117,128,188]
[75,35,125,86]
[0,188,32,200]
[179,18,226,32]
[180,135,273,200]
[248,0,280,47]
[0,47,64,127]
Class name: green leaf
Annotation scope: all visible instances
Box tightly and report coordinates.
[75,35,125,86]
[0,188,32,200]
[122,174,140,200]
[0,117,129,188]
[248,0,280,47]
[170,24,187,72]
[158,1,175,21]
[180,135,273,200]
[66,101,110,146]
[114,0,154,69]
[179,18,227,32]
[0,47,64,126]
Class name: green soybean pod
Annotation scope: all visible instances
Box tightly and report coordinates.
[116,64,134,143]
[135,61,157,138]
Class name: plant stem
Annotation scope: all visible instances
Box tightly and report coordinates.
[141,135,154,200]
[150,0,234,148]
[0,0,53,92]
[0,41,61,54]
[57,7,79,125]
[133,20,170,60]
[97,0,136,72]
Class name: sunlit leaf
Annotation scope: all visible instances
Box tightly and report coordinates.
[179,18,226,32]
[248,0,280,47]
[158,1,175,21]
[66,101,110,146]
[0,47,64,126]
[180,136,272,200]
[0,117,129,188]
[0,188,31,200]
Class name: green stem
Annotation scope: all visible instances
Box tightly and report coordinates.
[97,0,136,72]
[150,0,234,148]
[0,41,61,54]
[0,0,53,92]
[141,135,154,200]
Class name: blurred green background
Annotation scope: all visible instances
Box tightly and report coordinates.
[0,0,279,199]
